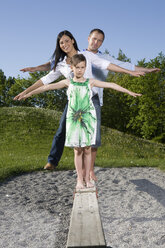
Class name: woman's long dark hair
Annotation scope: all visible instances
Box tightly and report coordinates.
[52,30,79,70]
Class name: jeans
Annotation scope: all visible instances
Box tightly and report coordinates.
[47,94,101,167]
[48,103,68,166]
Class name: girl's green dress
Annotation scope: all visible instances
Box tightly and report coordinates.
[65,79,97,147]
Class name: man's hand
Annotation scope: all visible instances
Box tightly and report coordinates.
[135,66,161,74]
[145,68,161,73]
[129,71,145,77]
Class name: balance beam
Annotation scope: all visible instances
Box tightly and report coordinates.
[66,183,106,247]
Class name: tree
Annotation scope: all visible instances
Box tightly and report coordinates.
[8,71,67,111]
[0,70,15,107]
[127,52,165,140]
[102,51,165,142]
[117,48,131,63]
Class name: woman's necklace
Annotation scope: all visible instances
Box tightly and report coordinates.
[66,51,78,64]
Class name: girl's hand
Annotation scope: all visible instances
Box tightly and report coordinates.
[129,92,142,97]
[14,92,26,101]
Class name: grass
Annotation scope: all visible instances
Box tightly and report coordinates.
[0,106,165,182]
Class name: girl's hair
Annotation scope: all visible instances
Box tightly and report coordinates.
[52,30,79,70]
[71,54,86,66]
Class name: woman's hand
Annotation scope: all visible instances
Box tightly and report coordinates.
[14,91,27,101]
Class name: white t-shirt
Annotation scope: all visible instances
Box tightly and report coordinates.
[41,50,110,84]
[91,51,135,105]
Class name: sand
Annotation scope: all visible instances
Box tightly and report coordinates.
[0,167,165,248]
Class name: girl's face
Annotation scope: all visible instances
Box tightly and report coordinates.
[59,35,74,53]
[72,61,86,79]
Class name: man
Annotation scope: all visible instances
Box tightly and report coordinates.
[20,29,159,180]
[83,29,160,179]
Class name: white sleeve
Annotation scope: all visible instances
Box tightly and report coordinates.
[41,66,62,85]
[84,51,110,70]
[102,54,135,71]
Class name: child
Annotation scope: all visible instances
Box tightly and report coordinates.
[19,54,141,189]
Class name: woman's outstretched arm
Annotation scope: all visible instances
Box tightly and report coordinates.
[20,62,51,72]
[14,79,44,101]
[17,79,69,100]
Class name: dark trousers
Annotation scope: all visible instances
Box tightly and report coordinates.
[47,94,101,167]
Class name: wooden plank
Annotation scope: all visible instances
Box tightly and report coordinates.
[66,184,106,247]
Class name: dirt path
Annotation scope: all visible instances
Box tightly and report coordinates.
[0,167,165,248]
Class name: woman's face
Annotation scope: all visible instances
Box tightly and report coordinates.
[59,35,74,54]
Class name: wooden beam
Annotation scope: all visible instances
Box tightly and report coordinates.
[66,184,106,247]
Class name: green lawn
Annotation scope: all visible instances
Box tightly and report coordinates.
[0,106,165,181]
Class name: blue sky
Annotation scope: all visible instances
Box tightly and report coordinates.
[1,0,165,78]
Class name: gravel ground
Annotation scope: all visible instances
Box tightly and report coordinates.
[0,167,165,248]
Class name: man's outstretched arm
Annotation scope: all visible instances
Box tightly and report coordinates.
[99,53,160,74]
[107,63,145,77]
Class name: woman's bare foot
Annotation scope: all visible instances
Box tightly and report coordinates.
[76,180,85,190]
[86,181,94,188]
[90,170,97,181]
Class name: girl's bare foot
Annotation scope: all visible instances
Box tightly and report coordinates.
[82,168,86,179]
[86,181,94,188]
[90,170,97,181]
[76,180,85,190]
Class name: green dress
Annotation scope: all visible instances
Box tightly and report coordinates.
[65,79,97,147]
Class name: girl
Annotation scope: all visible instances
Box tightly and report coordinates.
[18,54,142,189]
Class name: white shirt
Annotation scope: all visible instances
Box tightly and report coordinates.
[91,51,135,105]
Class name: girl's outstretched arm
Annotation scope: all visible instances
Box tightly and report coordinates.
[90,79,142,97]
[14,79,44,101]
[18,79,69,100]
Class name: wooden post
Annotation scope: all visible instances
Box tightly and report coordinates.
[66,184,106,247]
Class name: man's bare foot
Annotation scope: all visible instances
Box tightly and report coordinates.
[90,170,97,181]
[44,162,55,170]
[86,181,94,188]
[76,180,85,190]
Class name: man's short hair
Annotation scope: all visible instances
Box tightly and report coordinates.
[89,28,105,40]
[71,54,86,66]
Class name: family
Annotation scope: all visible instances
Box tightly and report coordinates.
[14,29,160,189]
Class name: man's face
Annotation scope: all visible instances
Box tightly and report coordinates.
[88,31,104,53]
